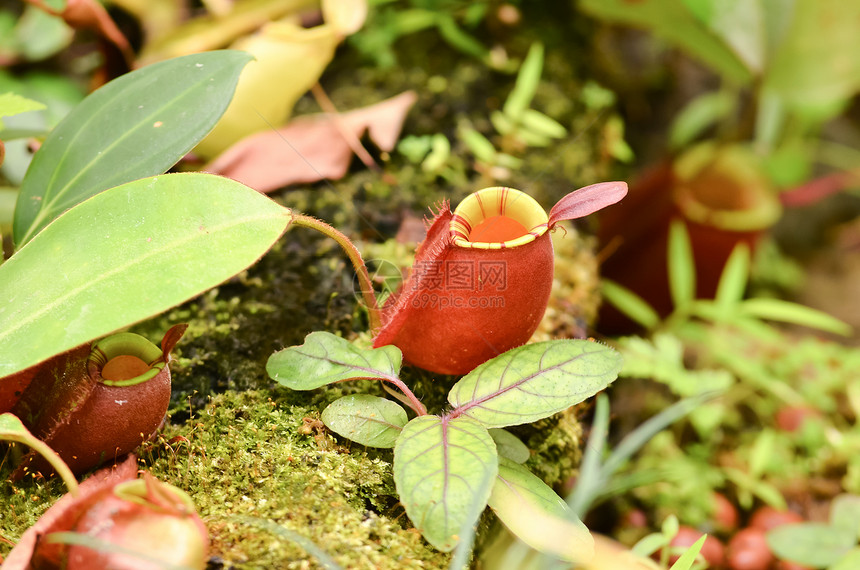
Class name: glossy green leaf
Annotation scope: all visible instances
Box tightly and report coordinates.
[668,220,696,311]
[489,456,593,562]
[321,394,407,448]
[739,298,852,336]
[448,340,622,428]
[267,332,402,390]
[13,50,253,248]
[0,173,290,378]
[488,428,530,464]
[393,415,497,552]
[766,522,855,567]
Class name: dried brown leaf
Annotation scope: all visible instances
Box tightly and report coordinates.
[207,90,417,193]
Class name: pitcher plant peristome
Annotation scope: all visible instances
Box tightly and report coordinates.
[10,325,187,478]
[372,182,628,375]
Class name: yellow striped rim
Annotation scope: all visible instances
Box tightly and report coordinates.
[450,187,549,249]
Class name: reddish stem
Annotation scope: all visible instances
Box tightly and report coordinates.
[290,213,381,332]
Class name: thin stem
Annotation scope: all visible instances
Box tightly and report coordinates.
[290,212,381,332]
[381,375,427,416]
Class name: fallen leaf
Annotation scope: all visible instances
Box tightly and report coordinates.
[207,90,418,193]
[30,0,134,65]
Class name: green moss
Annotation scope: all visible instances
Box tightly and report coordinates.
[137,389,449,569]
[0,456,66,552]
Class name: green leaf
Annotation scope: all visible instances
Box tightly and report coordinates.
[567,393,610,517]
[617,334,734,398]
[662,513,680,541]
[578,0,752,84]
[0,92,46,120]
[13,50,253,248]
[503,42,544,120]
[0,413,78,496]
[0,173,289,378]
[829,548,860,570]
[632,532,669,558]
[749,429,776,479]
[488,456,593,562]
[669,534,706,570]
[767,522,855,567]
[668,219,696,311]
[321,394,407,448]
[267,331,402,390]
[460,126,497,162]
[519,109,567,139]
[488,429,530,464]
[393,415,497,552]
[669,90,735,150]
[715,242,750,313]
[448,339,623,428]
[600,279,661,330]
[739,298,852,336]
[831,494,860,540]
[763,0,860,112]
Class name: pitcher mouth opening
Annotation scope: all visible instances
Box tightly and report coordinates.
[87,332,165,387]
[450,187,549,249]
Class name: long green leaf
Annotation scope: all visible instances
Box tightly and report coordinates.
[448,340,622,428]
[393,415,497,552]
[488,457,593,563]
[13,50,252,247]
[669,535,706,570]
[0,173,290,378]
[321,394,407,448]
[502,42,544,120]
[667,219,696,311]
[600,279,660,330]
[267,331,402,390]
[714,242,750,313]
[739,298,852,336]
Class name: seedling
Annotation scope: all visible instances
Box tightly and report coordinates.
[267,331,623,558]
